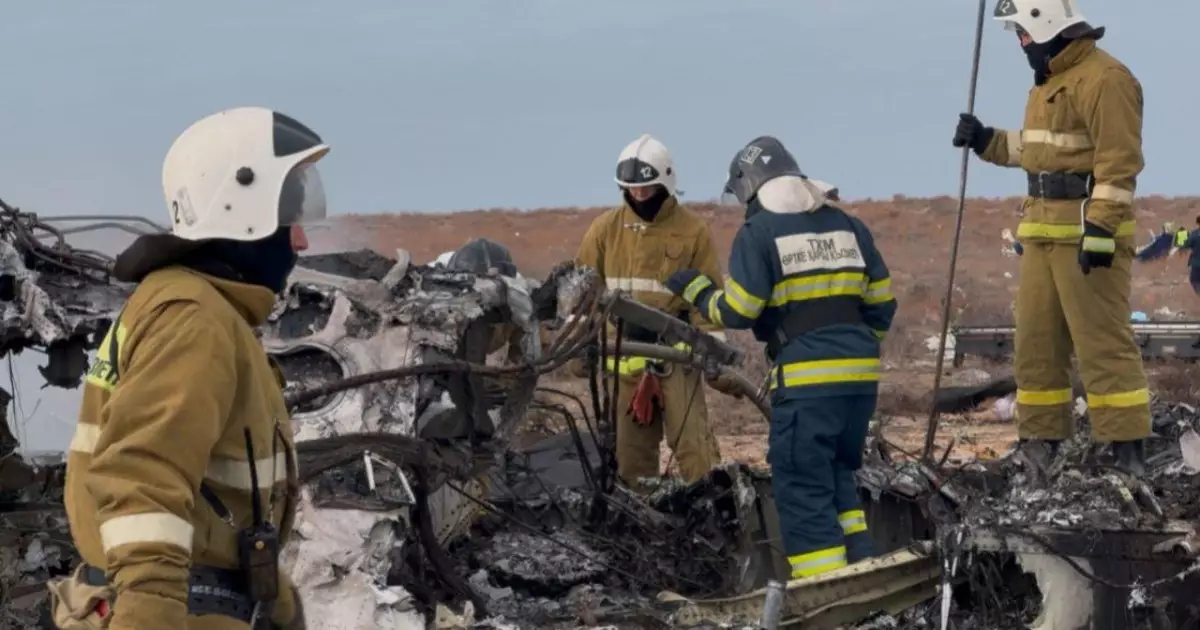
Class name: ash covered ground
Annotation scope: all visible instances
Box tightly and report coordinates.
[7,396,1200,629]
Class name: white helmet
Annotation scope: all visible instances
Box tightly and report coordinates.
[614,134,677,197]
[993,0,1090,45]
[161,107,330,243]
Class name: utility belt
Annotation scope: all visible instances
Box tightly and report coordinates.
[101,563,254,619]
[766,298,864,360]
[1026,171,1094,200]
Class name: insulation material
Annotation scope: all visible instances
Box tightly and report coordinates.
[281,493,424,630]
[264,253,527,630]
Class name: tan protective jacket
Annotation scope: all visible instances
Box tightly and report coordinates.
[64,266,299,628]
[979,39,1143,243]
[576,197,726,342]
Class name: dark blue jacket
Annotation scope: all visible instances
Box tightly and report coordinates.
[1183,229,1200,268]
[693,185,897,400]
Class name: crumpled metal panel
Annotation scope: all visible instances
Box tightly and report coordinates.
[0,239,125,353]
[265,251,539,630]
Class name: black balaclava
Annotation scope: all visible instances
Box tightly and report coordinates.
[623,185,670,222]
[181,225,298,294]
[1024,33,1072,85]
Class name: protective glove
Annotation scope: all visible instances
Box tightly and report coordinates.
[1078,222,1115,275]
[665,268,714,305]
[705,371,744,399]
[952,113,995,155]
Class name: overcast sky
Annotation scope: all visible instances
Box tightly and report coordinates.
[3,0,1198,450]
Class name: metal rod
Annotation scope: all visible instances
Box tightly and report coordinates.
[39,214,169,233]
[922,0,988,463]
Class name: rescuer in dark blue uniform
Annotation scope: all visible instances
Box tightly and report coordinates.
[665,136,898,578]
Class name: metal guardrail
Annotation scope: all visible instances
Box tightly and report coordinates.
[950,321,1200,366]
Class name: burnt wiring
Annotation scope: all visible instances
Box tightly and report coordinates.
[286,270,611,409]
[443,479,714,595]
[0,198,162,282]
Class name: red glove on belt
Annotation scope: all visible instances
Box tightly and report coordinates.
[629,372,663,426]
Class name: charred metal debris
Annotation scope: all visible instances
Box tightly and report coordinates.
[0,198,1198,629]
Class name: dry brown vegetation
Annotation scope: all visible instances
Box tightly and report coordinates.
[330,195,1200,465]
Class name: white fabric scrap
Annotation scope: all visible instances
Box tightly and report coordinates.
[282,494,423,630]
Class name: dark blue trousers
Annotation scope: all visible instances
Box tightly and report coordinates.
[768,393,877,577]
[1189,266,1200,294]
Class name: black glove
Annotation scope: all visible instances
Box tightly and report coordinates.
[1078,222,1115,275]
[952,113,995,155]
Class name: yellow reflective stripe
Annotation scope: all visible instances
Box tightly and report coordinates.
[1016,220,1136,240]
[1021,129,1093,150]
[605,277,671,295]
[839,509,868,535]
[205,454,289,490]
[724,279,765,318]
[85,321,128,392]
[605,355,648,376]
[603,342,689,376]
[1003,128,1023,166]
[707,292,726,326]
[872,329,886,340]
[1082,236,1115,253]
[100,512,194,554]
[1087,388,1150,409]
[1092,183,1134,205]
[1015,388,1073,406]
[789,545,848,578]
[682,275,713,303]
[769,272,867,307]
[773,358,881,389]
[863,278,892,305]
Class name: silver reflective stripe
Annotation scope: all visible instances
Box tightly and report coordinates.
[605,277,671,294]
[1021,129,1093,150]
[70,423,289,489]
[100,512,194,553]
[206,454,289,490]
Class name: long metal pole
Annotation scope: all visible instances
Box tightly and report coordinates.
[922,0,989,462]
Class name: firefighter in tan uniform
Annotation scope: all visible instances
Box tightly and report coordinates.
[571,134,735,487]
[50,107,329,630]
[953,0,1150,474]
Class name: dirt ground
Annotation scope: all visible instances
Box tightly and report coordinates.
[332,195,1200,468]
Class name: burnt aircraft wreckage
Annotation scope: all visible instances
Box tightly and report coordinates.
[0,200,1199,629]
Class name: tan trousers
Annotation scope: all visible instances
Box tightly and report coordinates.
[1014,241,1151,442]
[611,366,722,487]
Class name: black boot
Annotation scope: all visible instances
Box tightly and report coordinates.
[1018,439,1062,468]
[1112,440,1147,477]
[1016,439,1062,482]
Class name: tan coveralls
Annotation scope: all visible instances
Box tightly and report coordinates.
[977,39,1151,442]
[59,267,301,629]
[576,197,724,485]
